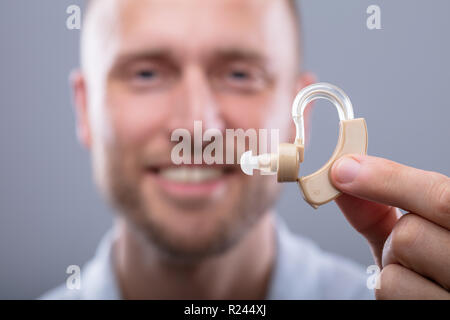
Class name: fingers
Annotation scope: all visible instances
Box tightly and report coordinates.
[331,154,450,298]
[382,214,450,291]
[376,264,450,300]
[334,193,400,265]
[331,155,450,230]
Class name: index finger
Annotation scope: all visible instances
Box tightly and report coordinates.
[330,155,450,229]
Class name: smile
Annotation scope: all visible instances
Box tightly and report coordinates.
[145,165,238,199]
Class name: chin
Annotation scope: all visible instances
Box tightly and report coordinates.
[135,196,251,260]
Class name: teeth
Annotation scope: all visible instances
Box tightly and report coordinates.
[159,167,223,183]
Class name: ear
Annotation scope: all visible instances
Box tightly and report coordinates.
[290,71,316,146]
[70,70,92,149]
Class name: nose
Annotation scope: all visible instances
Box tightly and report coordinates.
[167,65,225,135]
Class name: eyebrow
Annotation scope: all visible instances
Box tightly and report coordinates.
[114,49,176,66]
[114,47,268,66]
[212,48,268,64]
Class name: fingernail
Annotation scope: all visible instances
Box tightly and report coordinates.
[334,157,361,184]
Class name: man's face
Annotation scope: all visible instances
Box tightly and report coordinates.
[79,0,307,259]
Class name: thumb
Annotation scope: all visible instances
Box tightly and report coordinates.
[331,156,401,266]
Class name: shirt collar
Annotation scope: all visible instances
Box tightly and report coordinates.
[79,226,121,299]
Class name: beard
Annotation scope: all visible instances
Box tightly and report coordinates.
[93,142,281,262]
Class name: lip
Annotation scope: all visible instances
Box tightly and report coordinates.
[144,165,237,199]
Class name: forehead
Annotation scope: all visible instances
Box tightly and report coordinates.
[90,0,297,66]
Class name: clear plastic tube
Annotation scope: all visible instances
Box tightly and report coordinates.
[292,82,354,144]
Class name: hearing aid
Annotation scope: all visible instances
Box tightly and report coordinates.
[240,82,368,209]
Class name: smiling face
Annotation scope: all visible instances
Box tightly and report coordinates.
[75,0,310,259]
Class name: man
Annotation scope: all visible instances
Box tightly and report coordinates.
[42,0,450,299]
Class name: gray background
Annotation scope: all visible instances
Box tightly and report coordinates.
[1,0,449,299]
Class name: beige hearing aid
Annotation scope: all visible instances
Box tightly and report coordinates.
[240,82,368,209]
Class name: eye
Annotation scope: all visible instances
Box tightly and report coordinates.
[136,69,157,79]
[129,67,165,89]
[229,70,249,80]
[213,64,268,93]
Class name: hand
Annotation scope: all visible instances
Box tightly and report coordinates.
[330,155,450,299]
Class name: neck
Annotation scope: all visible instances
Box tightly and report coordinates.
[113,212,276,300]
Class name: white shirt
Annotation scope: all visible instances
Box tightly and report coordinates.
[40,214,374,299]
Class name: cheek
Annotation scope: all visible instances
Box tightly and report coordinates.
[106,88,171,147]
[218,90,293,142]
[266,95,294,143]
[219,94,269,129]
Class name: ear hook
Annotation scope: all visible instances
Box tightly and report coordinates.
[292,82,354,146]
